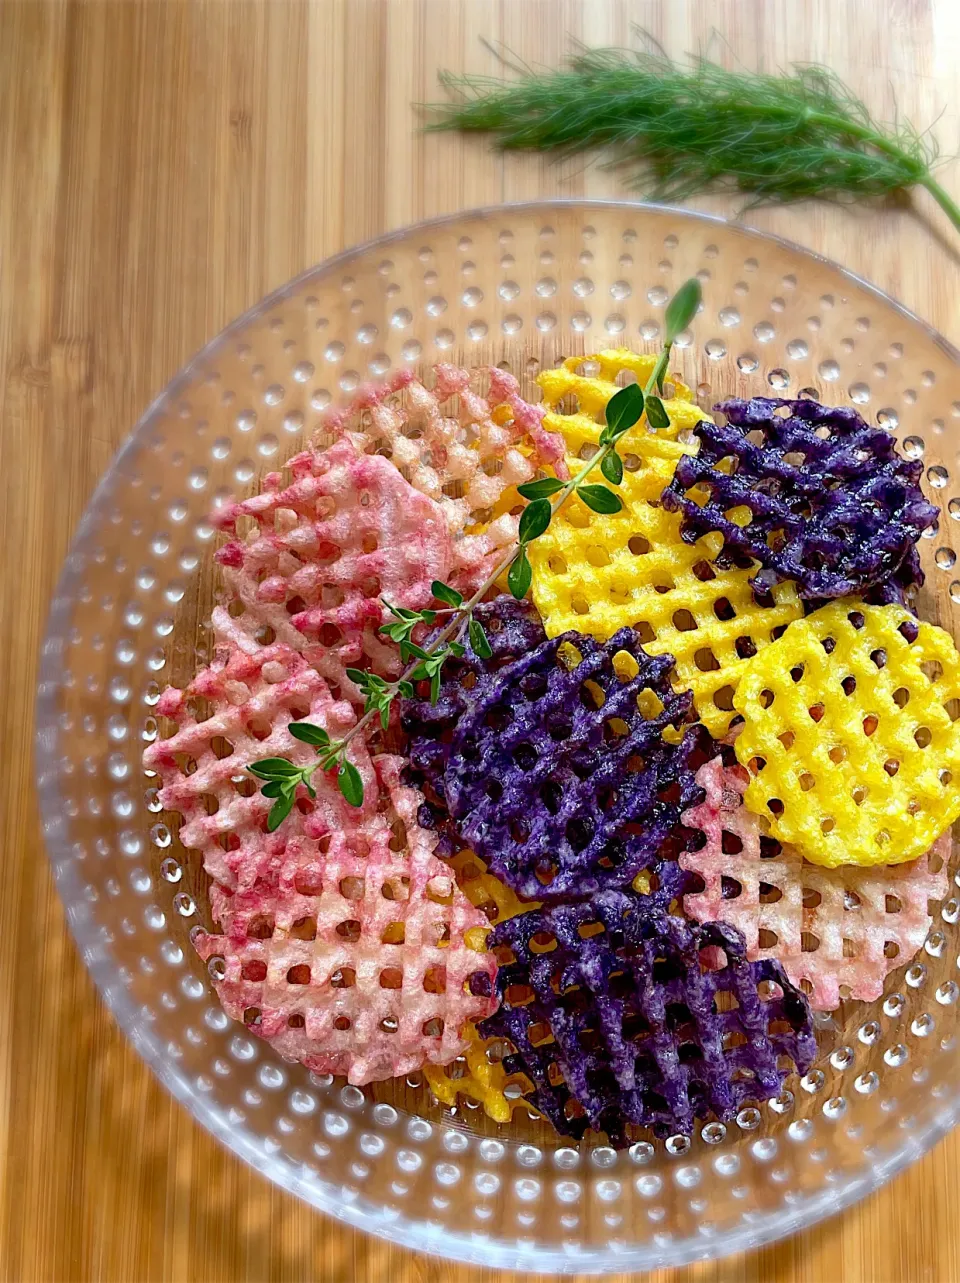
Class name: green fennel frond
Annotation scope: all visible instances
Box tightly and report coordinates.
[424,47,960,232]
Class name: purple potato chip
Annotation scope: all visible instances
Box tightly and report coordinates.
[400,594,546,806]
[479,896,817,1145]
[661,397,938,602]
[444,626,706,903]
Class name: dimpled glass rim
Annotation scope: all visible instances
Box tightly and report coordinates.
[34,200,960,1274]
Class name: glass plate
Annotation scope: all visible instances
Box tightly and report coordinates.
[36,201,960,1274]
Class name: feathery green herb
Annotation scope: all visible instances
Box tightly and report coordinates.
[425,47,960,233]
[248,280,701,815]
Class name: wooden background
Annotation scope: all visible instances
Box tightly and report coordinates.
[3,1,960,1279]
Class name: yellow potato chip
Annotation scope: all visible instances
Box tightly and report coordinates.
[734,601,960,868]
[536,348,706,473]
[423,848,537,1122]
[527,457,802,737]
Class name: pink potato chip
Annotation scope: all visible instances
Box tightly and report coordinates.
[211,435,452,701]
[680,757,950,1009]
[143,642,383,890]
[323,364,568,589]
[194,756,498,1084]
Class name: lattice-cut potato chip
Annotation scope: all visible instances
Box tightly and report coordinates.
[193,757,498,1085]
[734,601,960,867]
[212,436,452,701]
[528,461,803,736]
[424,847,537,1121]
[537,349,706,472]
[322,364,568,589]
[479,895,817,1145]
[143,642,374,889]
[680,757,950,1009]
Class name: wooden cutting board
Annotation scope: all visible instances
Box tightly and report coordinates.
[2,1,959,1279]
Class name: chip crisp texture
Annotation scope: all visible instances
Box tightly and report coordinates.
[528,462,802,737]
[323,364,567,589]
[662,396,938,602]
[143,642,369,889]
[445,627,702,903]
[734,601,960,867]
[423,847,537,1122]
[212,436,451,702]
[536,348,706,469]
[193,757,498,1085]
[681,757,950,1009]
[479,895,817,1144]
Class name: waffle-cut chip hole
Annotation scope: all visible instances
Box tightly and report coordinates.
[636,689,665,720]
[723,1030,748,1050]
[884,758,900,776]
[339,876,364,900]
[893,687,911,709]
[695,647,721,672]
[505,984,535,1007]
[915,726,933,748]
[577,920,605,940]
[852,786,868,806]
[713,685,736,711]
[759,882,782,904]
[759,689,775,708]
[243,1007,261,1026]
[801,931,820,953]
[286,964,310,985]
[557,641,583,670]
[381,922,405,945]
[790,665,805,683]
[828,746,847,764]
[632,869,653,895]
[876,829,891,845]
[634,621,656,645]
[289,915,317,941]
[379,967,403,989]
[799,772,816,792]
[842,938,859,959]
[606,716,631,737]
[758,928,779,949]
[378,1016,398,1033]
[335,1015,353,1031]
[571,593,590,615]
[907,798,922,816]
[613,649,640,682]
[241,960,267,982]
[530,931,558,954]
[862,714,878,736]
[809,703,825,722]
[464,926,490,953]
[947,699,960,722]
[247,915,275,939]
[287,1013,305,1029]
[941,769,953,786]
[714,989,741,1012]
[921,659,944,682]
[884,941,900,959]
[423,966,447,994]
[586,544,611,568]
[673,609,698,632]
[802,887,822,909]
[767,798,784,817]
[582,679,606,708]
[778,730,796,751]
[548,554,568,576]
[820,817,835,834]
[886,894,903,914]
[336,919,361,942]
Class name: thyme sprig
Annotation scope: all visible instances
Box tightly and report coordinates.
[249,279,701,817]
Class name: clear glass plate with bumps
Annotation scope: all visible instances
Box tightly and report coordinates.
[36,201,960,1273]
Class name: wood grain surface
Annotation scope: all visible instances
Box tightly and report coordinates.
[3,1,960,1279]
